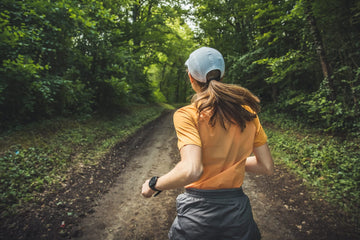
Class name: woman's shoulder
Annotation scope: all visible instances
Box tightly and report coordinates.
[175,103,197,114]
[174,104,198,121]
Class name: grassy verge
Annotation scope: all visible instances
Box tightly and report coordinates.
[260,109,360,220]
[0,103,174,216]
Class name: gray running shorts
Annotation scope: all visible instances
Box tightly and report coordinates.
[168,188,261,240]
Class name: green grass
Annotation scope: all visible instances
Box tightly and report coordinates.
[2,102,358,222]
[0,104,170,215]
[260,109,360,218]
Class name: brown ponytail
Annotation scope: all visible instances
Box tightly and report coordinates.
[191,71,260,131]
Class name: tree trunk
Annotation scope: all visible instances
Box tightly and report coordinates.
[303,0,335,100]
[132,1,141,50]
[175,67,181,102]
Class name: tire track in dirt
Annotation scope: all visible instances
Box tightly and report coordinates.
[72,111,359,240]
[73,112,182,240]
[72,112,298,240]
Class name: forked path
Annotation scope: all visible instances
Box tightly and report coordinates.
[73,112,357,240]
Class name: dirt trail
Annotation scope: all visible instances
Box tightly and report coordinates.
[72,112,358,240]
[73,113,182,240]
[1,112,359,240]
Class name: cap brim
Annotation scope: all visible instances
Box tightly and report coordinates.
[185,59,189,67]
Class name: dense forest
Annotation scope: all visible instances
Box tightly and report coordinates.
[0,0,193,126]
[1,0,359,135]
[1,1,360,237]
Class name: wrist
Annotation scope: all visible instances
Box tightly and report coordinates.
[149,176,161,191]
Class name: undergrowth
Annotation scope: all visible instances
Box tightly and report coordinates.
[260,109,360,221]
[0,103,173,216]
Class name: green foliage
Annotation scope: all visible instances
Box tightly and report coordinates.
[0,146,66,212]
[0,104,166,215]
[1,0,359,217]
[0,0,194,128]
[255,50,308,84]
[0,54,47,121]
[53,77,94,115]
[226,48,268,96]
[1,0,359,134]
[261,110,360,215]
[146,18,195,103]
[187,0,360,135]
[99,76,130,110]
[277,74,360,136]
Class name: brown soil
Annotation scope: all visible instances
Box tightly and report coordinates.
[1,111,359,240]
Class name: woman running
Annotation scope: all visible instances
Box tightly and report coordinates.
[142,46,274,240]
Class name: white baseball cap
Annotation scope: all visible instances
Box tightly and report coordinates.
[185,47,225,83]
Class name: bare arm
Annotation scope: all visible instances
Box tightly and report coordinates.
[245,143,274,175]
[141,144,203,197]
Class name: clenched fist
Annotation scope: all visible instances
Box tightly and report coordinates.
[141,179,155,198]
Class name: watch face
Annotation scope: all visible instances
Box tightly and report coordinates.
[149,177,156,187]
[149,176,158,190]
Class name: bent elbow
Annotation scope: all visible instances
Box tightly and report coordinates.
[194,167,203,181]
[187,165,203,182]
[265,164,274,175]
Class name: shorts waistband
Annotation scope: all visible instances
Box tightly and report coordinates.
[185,187,245,199]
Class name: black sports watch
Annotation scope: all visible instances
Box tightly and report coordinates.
[149,176,162,197]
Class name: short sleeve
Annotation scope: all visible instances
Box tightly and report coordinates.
[253,116,268,147]
[173,107,202,150]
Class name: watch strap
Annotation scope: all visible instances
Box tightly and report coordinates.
[149,176,160,191]
[149,176,162,197]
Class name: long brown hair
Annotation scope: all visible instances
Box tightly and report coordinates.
[191,70,260,131]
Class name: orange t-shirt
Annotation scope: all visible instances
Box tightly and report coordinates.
[173,104,268,189]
